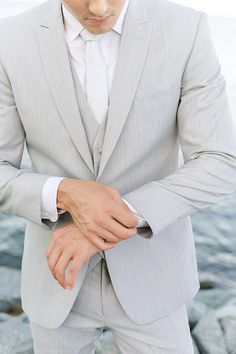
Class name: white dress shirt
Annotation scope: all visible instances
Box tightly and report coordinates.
[41,0,148,227]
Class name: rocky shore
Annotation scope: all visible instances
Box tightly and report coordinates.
[187,286,236,354]
[1,213,236,354]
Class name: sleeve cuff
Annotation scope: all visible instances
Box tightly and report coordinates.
[41,176,66,222]
[122,197,148,227]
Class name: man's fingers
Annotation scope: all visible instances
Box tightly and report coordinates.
[98,217,137,241]
[66,258,83,290]
[65,246,114,290]
[94,225,120,244]
[86,234,117,251]
[45,224,74,258]
[45,239,56,259]
[111,205,139,229]
[47,247,63,279]
[54,250,74,288]
[45,231,64,259]
[98,239,117,250]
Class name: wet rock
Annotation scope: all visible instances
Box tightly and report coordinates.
[187,299,208,329]
[0,296,13,313]
[200,280,215,289]
[220,317,236,354]
[0,313,12,322]
[95,328,121,354]
[192,337,200,354]
[0,313,33,354]
[0,214,25,269]
[194,289,236,309]
[0,267,22,315]
[216,297,236,320]
[192,310,227,354]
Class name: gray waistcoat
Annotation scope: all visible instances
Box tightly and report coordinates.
[69,53,107,271]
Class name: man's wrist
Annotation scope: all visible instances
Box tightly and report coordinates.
[56,178,72,211]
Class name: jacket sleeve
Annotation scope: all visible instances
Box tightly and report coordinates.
[122,12,236,238]
[0,60,55,230]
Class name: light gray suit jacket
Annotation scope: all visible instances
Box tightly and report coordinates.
[0,0,236,328]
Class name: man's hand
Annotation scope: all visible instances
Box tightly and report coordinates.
[45,222,116,290]
[56,179,139,249]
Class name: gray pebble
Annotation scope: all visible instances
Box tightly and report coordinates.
[0,267,21,315]
[192,337,200,354]
[220,317,236,354]
[0,313,33,354]
[192,310,227,354]
[195,289,236,309]
[95,328,121,354]
[187,299,208,329]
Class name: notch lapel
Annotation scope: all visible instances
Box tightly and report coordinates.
[35,0,95,175]
[97,0,152,180]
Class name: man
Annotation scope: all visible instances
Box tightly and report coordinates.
[0,0,236,352]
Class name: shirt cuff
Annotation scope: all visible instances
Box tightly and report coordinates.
[41,177,67,222]
[122,197,148,227]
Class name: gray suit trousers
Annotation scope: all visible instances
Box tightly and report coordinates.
[29,257,194,354]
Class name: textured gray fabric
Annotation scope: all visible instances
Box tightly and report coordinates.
[29,259,194,354]
[69,47,106,261]
[0,0,236,329]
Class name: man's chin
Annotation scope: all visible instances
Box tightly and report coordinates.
[84,26,112,34]
[83,17,116,34]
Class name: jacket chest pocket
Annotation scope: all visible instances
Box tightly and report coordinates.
[131,87,180,112]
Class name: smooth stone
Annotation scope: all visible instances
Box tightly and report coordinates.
[192,337,200,354]
[192,310,227,354]
[194,289,236,309]
[0,296,13,313]
[0,313,33,354]
[217,304,236,320]
[200,281,215,289]
[0,215,25,269]
[220,317,236,354]
[0,313,11,322]
[216,298,236,320]
[0,267,22,314]
[95,328,121,354]
[186,299,208,329]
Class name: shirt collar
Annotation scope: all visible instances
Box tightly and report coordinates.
[62,0,129,42]
[113,0,129,35]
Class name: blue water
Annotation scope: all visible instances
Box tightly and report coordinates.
[0,1,236,289]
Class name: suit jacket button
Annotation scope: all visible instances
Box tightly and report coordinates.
[98,148,103,154]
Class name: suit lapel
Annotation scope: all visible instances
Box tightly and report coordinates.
[35,0,152,179]
[97,0,152,180]
[35,0,95,175]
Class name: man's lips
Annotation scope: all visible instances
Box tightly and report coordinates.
[85,15,112,24]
